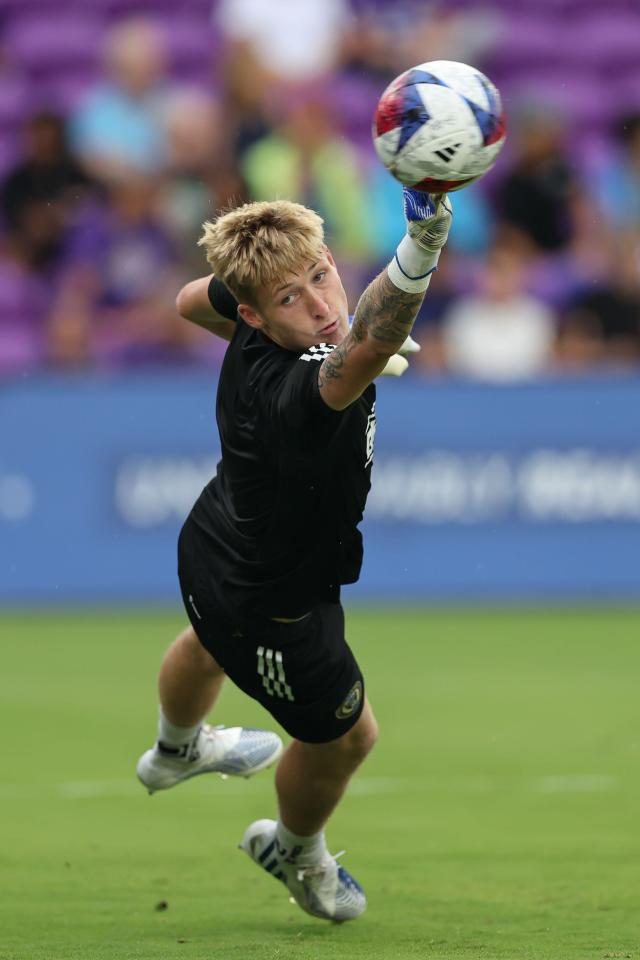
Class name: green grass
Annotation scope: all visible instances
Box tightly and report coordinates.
[1,608,639,960]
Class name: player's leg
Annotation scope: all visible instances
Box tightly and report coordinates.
[240,703,377,923]
[238,602,374,921]
[137,517,284,793]
[136,622,283,794]
[275,698,378,835]
[158,624,225,727]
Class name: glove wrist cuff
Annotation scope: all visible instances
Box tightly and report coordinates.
[387,234,440,293]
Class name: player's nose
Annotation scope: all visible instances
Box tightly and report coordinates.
[307,290,330,318]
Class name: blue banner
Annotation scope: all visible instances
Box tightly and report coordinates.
[2,373,640,604]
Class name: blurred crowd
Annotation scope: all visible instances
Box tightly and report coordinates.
[1,0,640,379]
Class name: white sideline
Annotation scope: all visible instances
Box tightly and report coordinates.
[0,773,620,801]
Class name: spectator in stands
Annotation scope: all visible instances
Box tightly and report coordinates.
[495,104,579,253]
[558,239,640,368]
[595,112,640,240]
[0,2,638,377]
[398,3,499,77]
[159,89,243,274]
[69,18,171,182]
[1,112,92,271]
[216,0,353,173]
[215,0,350,85]
[0,112,95,375]
[241,91,373,284]
[47,172,185,367]
[344,1,498,79]
[438,242,556,381]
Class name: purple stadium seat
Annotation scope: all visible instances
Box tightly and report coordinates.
[101,0,169,12]
[569,14,640,72]
[507,70,617,137]
[0,76,29,133]
[161,15,221,79]
[487,12,568,73]
[103,0,213,17]
[332,73,381,144]
[574,131,616,177]
[0,0,64,12]
[613,73,640,116]
[35,71,101,112]
[0,131,19,177]
[0,256,47,373]
[5,13,104,79]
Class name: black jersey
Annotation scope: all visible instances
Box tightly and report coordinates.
[186,280,376,620]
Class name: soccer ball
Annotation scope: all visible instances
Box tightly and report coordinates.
[372,60,506,193]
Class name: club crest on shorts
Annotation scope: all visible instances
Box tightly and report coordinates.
[335,680,363,720]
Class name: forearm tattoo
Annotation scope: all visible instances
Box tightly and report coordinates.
[318,268,424,389]
[351,269,424,347]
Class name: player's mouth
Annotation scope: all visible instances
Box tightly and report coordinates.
[319,319,338,337]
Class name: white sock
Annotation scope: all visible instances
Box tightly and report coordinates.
[276,820,327,865]
[157,707,201,747]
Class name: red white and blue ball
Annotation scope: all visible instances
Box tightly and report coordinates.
[373,60,506,193]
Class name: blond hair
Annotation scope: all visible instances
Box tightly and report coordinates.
[198,200,325,305]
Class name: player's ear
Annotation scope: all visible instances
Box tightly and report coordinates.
[238,304,263,329]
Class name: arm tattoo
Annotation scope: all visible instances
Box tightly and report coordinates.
[317,268,424,388]
[317,336,356,387]
[351,269,424,348]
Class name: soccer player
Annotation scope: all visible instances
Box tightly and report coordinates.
[137,189,452,921]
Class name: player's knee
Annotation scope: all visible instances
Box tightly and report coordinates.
[358,711,379,758]
[339,709,378,764]
[177,625,223,676]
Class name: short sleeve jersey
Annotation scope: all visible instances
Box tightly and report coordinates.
[188,279,376,619]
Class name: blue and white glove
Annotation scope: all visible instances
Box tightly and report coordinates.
[403,188,453,255]
[388,188,453,293]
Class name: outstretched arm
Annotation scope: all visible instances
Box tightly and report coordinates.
[318,273,425,398]
[176,276,237,341]
[318,191,452,410]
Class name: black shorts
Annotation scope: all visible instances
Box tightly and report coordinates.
[177,525,365,744]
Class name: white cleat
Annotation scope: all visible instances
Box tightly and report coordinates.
[239,818,366,923]
[136,725,283,794]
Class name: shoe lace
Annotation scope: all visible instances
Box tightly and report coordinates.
[296,851,345,883]
[183,723,224,762]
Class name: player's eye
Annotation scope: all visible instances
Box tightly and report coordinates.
[281,293,296,306]
[313,271,327,283]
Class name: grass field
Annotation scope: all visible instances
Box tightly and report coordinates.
[2,607,639,960]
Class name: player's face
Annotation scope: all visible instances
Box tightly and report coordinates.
[239,249,350,352]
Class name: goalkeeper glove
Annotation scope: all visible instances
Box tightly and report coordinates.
[398,333,420,357]
[380,354,409,376]
[388,189,453,293]
[403,189,453,255]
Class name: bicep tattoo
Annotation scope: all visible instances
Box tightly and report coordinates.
[317,337,355,387]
